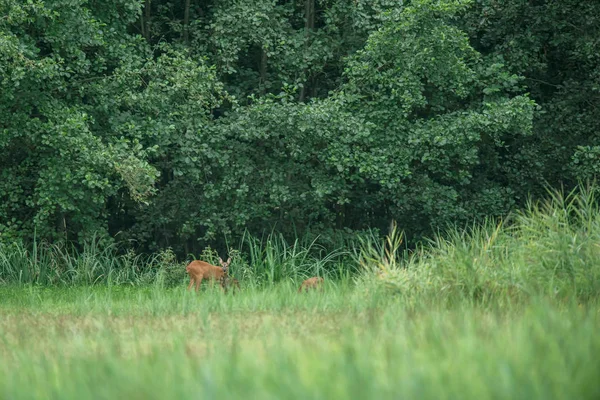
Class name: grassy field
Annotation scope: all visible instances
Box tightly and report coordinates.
[0,285,599,400]
[1,187,600,399]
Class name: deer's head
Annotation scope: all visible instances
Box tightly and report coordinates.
[219,257,231,274]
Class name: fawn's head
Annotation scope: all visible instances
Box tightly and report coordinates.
[219,257,231,274]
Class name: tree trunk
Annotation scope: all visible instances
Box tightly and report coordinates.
[55,209,68,242]
[183,0,191,43]
[335,203,345,229]
[143,0,151,41]
[259,48,268,95]
[299,0,315,102]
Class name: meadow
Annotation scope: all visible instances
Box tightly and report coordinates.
[1,187,600,399]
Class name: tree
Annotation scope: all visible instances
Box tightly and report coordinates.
[0,1,221,245]
[332,0,535,236]
[462,0,600,194]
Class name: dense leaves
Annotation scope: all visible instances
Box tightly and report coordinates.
[336,0,535,236]
[0,0,597,253]
[462,0,600,196]
[0,0,155,244]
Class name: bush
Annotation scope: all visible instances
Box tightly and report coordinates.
[358,184,600,302]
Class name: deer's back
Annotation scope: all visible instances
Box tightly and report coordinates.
[304,277,323,285]
[299,277,324,292]
[186,260,224,278]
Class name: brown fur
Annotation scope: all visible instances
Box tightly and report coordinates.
[186,257,231,292]
[298,276,324,293]
[220,275,241,294]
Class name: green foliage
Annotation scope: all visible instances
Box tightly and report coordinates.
[1,0,598,257]
[0,1,224,246]
[571,147,600,181]
[205,0,402,100]
[361,185,600,302]
[129,92,370,250]
[0,0,157,243]
[335,0,535,236]
[136,0,537,250]
[462,0,600,194]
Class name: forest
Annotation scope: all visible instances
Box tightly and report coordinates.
[2,0,598,255]
[1,2,600,398]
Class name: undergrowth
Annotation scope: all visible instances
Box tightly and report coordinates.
[357,185,600,303]
[2,184,600,305]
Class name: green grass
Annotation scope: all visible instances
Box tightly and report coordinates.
[358,185,600,303]
[0,230,352,287]
[2,185,600,398]
[1,285,599,399]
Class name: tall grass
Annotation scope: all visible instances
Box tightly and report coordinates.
[0,235,177,286]
[358,185,600,302]
[3,184,600,302]
[0,231,352,287]
[0,286,598,400]
[237,231,352,283]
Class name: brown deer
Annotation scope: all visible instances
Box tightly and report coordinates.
[298,276,324,293]
[220,274,241,294]
[186,257,231,292]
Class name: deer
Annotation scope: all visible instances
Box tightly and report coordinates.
[298,276,324,293]
[220,274,241,294]
[186,257,232,292]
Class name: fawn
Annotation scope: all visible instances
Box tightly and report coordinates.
[186,257,232,292]
[298,276,324,293]
[220,274,241,294]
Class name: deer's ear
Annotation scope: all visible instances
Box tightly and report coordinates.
[219,257,223,264]
[226,257,231,264]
